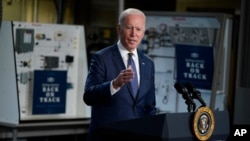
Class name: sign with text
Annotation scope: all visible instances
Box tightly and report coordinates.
[32,70,67,114]
[175,44,214,90]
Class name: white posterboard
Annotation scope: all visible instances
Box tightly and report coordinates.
[141,12,232,113]
[0,21,91,123]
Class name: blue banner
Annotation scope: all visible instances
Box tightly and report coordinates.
[175,44,214,90]
[32,70,67,114]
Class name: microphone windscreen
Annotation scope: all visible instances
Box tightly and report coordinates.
[174,82,188,94]
[185,82,195,93]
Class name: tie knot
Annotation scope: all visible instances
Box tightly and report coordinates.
[128,53,134,67]
[128,53,135,62]
[128,53,133,58]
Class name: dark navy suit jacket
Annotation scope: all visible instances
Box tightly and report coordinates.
[83,44,156,141]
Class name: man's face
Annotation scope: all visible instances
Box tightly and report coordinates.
[117,14,145,52]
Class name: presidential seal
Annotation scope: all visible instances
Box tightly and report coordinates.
[193,107,215,141]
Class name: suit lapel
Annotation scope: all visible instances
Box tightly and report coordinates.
[111,45,125,70]
[136,52,147,100]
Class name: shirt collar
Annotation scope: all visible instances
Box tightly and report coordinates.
[117,40,138,58]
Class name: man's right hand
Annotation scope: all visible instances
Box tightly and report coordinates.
[112,66,135,89]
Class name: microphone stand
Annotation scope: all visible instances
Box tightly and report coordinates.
[185,99,192,112]
[193,90,206,107]
[183,95,196,112]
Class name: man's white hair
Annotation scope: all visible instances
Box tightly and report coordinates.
[118,8,146,26]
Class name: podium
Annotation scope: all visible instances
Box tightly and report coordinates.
[101,111,230,141]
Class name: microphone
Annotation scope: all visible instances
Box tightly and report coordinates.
[174,82,196,112]
[185,82,206,107]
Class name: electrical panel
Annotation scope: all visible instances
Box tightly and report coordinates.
[12,21,90,121]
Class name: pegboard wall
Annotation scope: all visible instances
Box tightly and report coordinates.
[140,12,232,113]
[11,21,90,121]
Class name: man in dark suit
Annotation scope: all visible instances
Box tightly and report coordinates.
[83,8,156,141]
